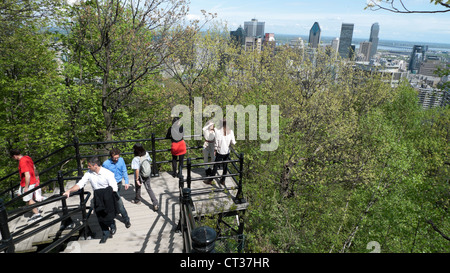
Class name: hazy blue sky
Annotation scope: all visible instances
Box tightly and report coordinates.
[188,0,450,44]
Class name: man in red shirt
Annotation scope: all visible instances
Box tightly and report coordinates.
[10,149,42,223]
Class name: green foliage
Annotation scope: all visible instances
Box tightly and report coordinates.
[242,79,449,253]
[0,3,448,253]
[0,0,66,173]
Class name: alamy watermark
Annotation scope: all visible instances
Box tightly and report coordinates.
[170,97,279,152]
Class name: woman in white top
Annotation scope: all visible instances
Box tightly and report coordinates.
[203,119,236,186]
[130,143,159,211]
[202,120,216,175]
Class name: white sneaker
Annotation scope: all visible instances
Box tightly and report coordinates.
[27,213,43,224]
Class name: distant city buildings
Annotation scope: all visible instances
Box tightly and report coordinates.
[338,23,354,59]
[264,33,276,50]
[369,23,379,60]
[289,37,304,49]
[419,56,442,76]
[230,25,246,46]
[358,41,372,62]
[308,22,321,48]
[245,37,262,51]
[228,18,449,110]
[244,19,265,38]
[409,45,427,73]
[330,38,339,58]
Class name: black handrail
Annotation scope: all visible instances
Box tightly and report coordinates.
[0,175,91,253]
[177,152,245,204]
[1,134,245,253]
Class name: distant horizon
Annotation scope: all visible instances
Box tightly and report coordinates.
[189,0,450,45]
[271,33,450,48]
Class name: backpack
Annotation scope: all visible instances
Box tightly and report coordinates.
[139,156,152,179]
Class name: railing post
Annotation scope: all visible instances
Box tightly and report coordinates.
[179,175,184,190]
[78,184,88,239]
[182,187,191,207]
[236,152,245,203]
[176,187,191,234]
[58,171,73,230]
[73,137,83,177]
[187,158,192,189]
[58,171,68,217]
[72,138,86,236]
[0,199,15,253]
[191,226,217,253]
[151,133,158,177]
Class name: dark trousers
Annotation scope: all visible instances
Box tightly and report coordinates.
[211,153,230,177]
[135,176,159,207]
[116,182,129,222]
[93,187,117,238]
[172,154,184,177]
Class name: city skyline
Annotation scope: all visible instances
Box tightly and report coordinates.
[188,0,450,45]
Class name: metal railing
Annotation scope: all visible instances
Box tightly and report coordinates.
[0,171,91,253]
[0,134,246,253]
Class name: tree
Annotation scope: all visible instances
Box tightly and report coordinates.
[0,0,65,161]
[163,19,231,108]
[67,0,190,141]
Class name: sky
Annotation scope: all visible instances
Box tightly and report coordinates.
[187,0,450,44]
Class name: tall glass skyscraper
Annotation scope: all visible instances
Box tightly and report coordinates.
[409,45,427,73]
[309,22,321,48]
[369,23,379,60]
[338,23,354,59]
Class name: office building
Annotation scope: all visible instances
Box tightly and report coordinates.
[245,37,262,51]
[331,38,339,51]
[419,56,443,76]
[264,33,276,49]
[244,18,265,38]
[230,26,246,46]
[359,41,372,62]
[308,22,321,48]
[369,23,379,60]
[338,23,354,59]
[289,37,304,49]
[409,45,427,73]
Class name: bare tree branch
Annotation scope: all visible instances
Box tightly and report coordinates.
[366,0,450,14]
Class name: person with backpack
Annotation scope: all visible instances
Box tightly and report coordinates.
[130,143,159,211]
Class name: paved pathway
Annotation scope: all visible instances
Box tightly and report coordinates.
[62,168,244,253]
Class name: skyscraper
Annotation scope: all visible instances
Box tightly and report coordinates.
[359,41,372,62]
[309,22,321,48]
[245,37,262,51]
[409,45,427,73]
[331,37,339,57]
[230,26,246,46]
[369,23,379,60]
[338,23,354,59]
[244,18,265,38]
